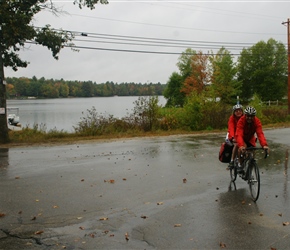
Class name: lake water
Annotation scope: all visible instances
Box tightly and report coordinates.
[7,96,167,132]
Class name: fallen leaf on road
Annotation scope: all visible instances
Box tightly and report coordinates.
[125,232,129,241]
[79,226,85,230]
[34,230,44,235]
[220,242,226,248]
[104,179,115,183]
[99,217,109,221]
[157,202,163,205]
[174,224,182,227]
[0,213,6,217]
[282,222,290,226]
[183,178,187,183]
[141,215,148,219]
[15,176,20,179]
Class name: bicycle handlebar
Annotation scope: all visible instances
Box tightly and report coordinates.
[244,146,269,159]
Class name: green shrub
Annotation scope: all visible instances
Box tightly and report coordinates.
[201,102,229,130]
[262,106,289,124]
[131,96,162,131]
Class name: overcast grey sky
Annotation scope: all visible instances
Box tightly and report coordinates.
[4,0,290,84]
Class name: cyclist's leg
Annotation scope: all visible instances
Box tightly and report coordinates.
[238,142,247,165]
[232,143,238,161]
[238,141,254,165]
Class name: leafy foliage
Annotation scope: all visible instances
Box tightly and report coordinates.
[164,39,287,110]
[237,38,287,102]
[209,48,241,104]
[176,48,196,81]
[163,72,185,107]
[181,52,210,95]
[73,96,162,135]
[0,1,76,70]
[131,96,162,131]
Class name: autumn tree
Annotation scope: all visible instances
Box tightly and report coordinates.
[209,47,241,104]
[237,38,287,102]
[181,51,210,95]
[0,0,108,143]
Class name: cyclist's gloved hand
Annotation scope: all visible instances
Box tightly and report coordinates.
[225,138,233,146]
[263,145,269,153]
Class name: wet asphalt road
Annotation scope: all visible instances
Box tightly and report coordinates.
[0,128,290,250]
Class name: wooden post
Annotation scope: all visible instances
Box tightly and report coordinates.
[288,19,290,114]
[282,19,290,114]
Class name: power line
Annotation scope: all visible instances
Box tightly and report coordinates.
[36,26,261,48]
[73,38,249,50]
[70,13,284,36]
[24,40,244,55]
[31,25,286,55]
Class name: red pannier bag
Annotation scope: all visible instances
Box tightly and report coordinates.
[219,142,234,163]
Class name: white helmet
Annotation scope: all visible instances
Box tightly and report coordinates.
[232,104,243,112]
[244,106,256,116]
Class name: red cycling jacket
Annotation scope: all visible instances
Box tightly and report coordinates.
[236,115,268,148]
[227,114,243,140]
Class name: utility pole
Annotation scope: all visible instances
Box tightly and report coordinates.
[282,19,290,114]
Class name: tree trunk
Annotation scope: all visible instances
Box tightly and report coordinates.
[0,54,9,143]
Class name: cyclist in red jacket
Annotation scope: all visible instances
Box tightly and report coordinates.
[236,106,269,171]
[226,104,244,168]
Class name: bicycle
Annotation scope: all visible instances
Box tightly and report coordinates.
[229,147,269,202]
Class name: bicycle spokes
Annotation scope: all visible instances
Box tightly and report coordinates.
[248,162,260,201]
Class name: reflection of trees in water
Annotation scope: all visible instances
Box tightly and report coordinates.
[0,148,9,174]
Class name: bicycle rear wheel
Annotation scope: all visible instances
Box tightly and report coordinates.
[248,161,260,201]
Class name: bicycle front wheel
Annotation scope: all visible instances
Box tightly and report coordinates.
[248,161,260,202]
